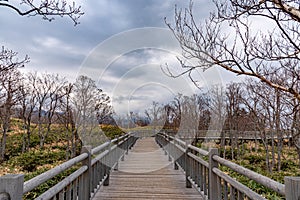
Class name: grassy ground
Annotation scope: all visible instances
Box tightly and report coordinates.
[3,121,299,199]
[0,119,125,199]
[199,141,300,199]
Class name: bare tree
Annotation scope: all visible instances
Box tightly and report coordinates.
[95,93,113,125]
[72,75,110,146]
[28,72,65,148]
[242,80,273,172]
[164,95,182,132]
[282,86,300,167]
[0,0,83,25]
[57,83,81,158]
[145,101,164,131]
[18,73,38,151]
[42,73,67,148]
[206,85,227,155]
[0,68,22,161]
[0,47,29,73]
[0,48,27,161]
[166,0,300,101]
[34,72,52,148]
[225,82,244,159]
[242,79,286,172]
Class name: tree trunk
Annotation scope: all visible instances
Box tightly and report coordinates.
[221,131,226,158]
[255,131,258,152]
[271,131,275,172]
[265,141,271,173]
[0,130,7,162]
[275,89,282,171]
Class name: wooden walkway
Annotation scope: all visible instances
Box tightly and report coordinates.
[93,137,201,200]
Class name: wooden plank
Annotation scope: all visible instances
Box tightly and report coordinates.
[94,137,201,200]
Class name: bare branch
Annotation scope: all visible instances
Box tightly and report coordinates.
[0,0,84,25]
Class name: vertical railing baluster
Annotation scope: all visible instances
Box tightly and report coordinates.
[185,142,192,188]
[217,176,222,200]
[199,164,203,192]
[209,148,218,200]
[224,180,228,200]
[65,184,71,200]
[81,146,91,199]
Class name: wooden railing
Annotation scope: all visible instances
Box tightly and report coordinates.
[0,133,137,200]
[1,131,299,200]
[165,129,292,140]
[155,132,300,200]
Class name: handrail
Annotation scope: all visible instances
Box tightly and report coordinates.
[23,152,88,193]
[156,131,299,200]
[213,154,285,195]
[35,166,88,200]
[188,144,209,156]
[91,141,111,155]
[1,130,298,200]
[16,132,137,199]
[212,167,266,200]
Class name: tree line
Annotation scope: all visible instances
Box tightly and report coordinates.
[0,47,112,162]
[140,79,300,173]
[159,0,300,173]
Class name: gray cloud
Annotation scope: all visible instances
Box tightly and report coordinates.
[2,0,236,115]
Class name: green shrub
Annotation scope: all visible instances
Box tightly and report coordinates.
[281,159,297,171]
[9,150,65,172]
[243,154,265,165]
[100,125,125,139]
[24,166,78,200]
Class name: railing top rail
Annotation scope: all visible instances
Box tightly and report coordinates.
[158,131,286,197]
[213,154,285,196]
[35,166,88,200]
[212,167,267,200]
[24,132,132,195]
[91,141,111,155]
[168,135,186,146]
[91,133,130,155]
[23,152,88,194]
[188,144,209,156]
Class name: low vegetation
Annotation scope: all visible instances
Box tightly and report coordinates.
[0,119,124,199]
[199,140,300,199]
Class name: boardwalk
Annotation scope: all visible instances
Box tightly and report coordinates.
[94,137,201,200]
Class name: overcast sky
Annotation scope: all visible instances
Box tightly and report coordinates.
[1,0,240,116]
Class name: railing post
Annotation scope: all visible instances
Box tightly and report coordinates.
[104,141,111,186]
[81,146,92,199]
[126,134,129,155]
[174,138,178,170]
[185,142,192,188]
[0,174,23,200]
[285,177,300,200]
[209,148,218,200]
[168,136,174,162]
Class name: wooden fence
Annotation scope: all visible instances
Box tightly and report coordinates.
[156,132,300,200]
[1,131,299,200]
[0,133,137,200]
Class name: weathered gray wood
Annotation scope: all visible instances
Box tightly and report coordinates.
[285,176,300,200]
[72,178,78,199]
[35,166,87,200]
[94,137,201,200]
[58,190,64,199]
[213,167,266,200]
[188,144,209,156]
[0,174,23,200]
[82,145,92,199]
[0,193,10,200]
[209,148,218,200]
[185,141,192,188]
[213,154,285,195]
[23,153,88,194]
